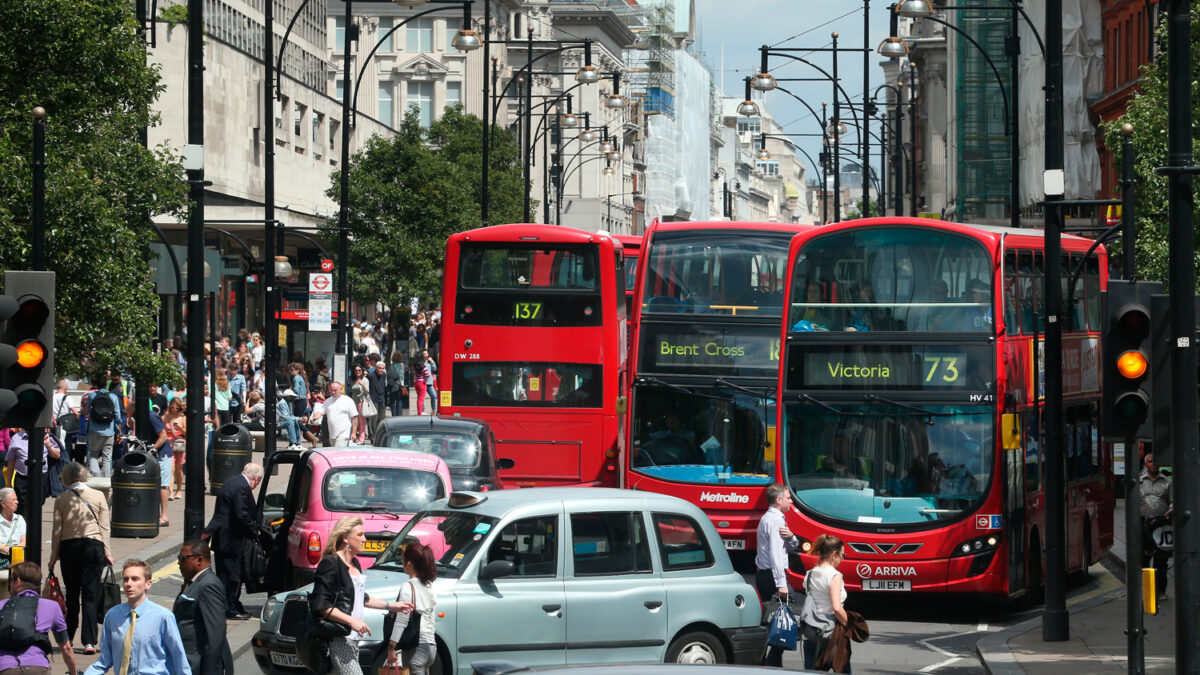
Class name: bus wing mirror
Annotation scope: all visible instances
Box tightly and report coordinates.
[615,396,627,415]
[1000,413,1021,450]
[497,457,516,470]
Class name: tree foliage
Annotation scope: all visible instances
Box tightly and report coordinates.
[330,106,525,309]
[0,0,188,385]
[1101,4,1200,287]
[845,197,880,220]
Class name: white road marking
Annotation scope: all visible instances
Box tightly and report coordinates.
[917,629,984,672]
[977,622,988,632]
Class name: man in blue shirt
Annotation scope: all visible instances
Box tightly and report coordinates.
[83,373,123,478]
[85,558,191,675]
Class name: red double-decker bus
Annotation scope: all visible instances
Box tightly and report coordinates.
[776,217,1114,598]
[438,224,626,488]
[625,220,814,552]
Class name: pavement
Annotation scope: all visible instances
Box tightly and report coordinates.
[977,498,1176,673]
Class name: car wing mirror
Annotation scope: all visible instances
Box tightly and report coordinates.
[478,559,515,580]
[497,457,516,470]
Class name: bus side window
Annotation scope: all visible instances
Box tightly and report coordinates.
[1023,412,1040,492]
[1004,251,1019,333]
[1018,250,1035,334]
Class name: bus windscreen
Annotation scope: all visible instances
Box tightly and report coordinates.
[641,232,790,317]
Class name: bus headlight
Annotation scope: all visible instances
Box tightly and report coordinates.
[952,534,1000,557]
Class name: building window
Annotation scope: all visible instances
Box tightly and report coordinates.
[446,22,462,52]
[378,17,394,53]
[335,79,344,103]
[407,18,433,52]
[409,81,434,127]
[446,81,462,110]
[379,82,394,127]
[335,16,345,51]
[294,102,306,138]
[756,160,780,177]
[737,118,761,135]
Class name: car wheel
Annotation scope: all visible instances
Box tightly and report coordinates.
[665,630,726,664]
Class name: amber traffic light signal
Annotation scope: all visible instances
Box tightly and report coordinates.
[1102,280,1160,440]
[0,271,55,428]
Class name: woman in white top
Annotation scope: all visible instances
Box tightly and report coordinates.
[387,542,438,675]
[802,534,849,672]
[0,488,27,600]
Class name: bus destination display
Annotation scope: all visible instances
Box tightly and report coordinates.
[787,344,992,390]
[640,324,780,377]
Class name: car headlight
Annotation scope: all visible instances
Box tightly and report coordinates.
[262,596,280,623]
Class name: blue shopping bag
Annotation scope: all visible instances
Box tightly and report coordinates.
[767,602,799,650]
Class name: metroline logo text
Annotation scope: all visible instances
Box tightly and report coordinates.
[856,564,916,578]
[699,492,750,504]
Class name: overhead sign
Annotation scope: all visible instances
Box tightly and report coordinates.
[787,344,993,391]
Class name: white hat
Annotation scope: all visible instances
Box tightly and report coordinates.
[281,388,297,399]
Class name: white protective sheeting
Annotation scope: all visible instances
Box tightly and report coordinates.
[641,50,713,223]
[1017,0,1104,202]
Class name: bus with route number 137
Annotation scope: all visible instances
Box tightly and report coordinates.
[437,223,627,489]
[775,217,1114,598]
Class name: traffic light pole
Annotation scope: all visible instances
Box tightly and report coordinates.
[184,0,207,540]
[1163,0,1199,668]
[27,109,47,565]
[1119,124,1145,675]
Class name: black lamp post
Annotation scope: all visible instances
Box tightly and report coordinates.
[184,0,206,539]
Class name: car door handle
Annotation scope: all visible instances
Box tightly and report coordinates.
[644,600,663,610]
[542,604,562,613]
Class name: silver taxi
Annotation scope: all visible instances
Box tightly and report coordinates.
[254,488,767,674]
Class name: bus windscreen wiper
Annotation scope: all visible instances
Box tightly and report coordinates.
[863,394,955,417]
[635,376,693,395]
[798,394,861,416]
[714,378,772,400]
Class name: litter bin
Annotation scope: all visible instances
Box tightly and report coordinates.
[111,450,160,539]
[211,423,252,494]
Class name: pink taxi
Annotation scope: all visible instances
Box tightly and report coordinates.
[251,447,453,591]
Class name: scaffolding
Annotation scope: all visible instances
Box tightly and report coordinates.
[617,0,676,118]
[954,2,1012,222]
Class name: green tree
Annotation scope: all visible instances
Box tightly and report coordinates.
[331,106,525,310]
[1101,4,1200,286]
[845,197,880,219]
[0,0,188,385]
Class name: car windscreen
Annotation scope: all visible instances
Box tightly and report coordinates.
[322,468,446,514]
[375,510,498,579]
[380,432,482,469]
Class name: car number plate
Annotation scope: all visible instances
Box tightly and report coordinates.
[862,579,910,591]
[722,539,745,550]
[270,651,304,667]
[362,538,391,552]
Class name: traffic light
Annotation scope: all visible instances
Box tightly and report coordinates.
[0,271,55,428]
[1102,280,1160,440]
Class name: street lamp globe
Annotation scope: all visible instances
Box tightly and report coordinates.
[602,165,615,177]
[751,72,778,92]
[737,99,760,117]
[827,120,849,136]
[273,255,294,278]
[756,148,771,161]
[877,36,909,58]
[559,112,580,128]
[579,128,598,142]
[451,29,482,52]
[895,0,933,18]
[608,148,622,161]
[605,92,628,109]
[598,139,615,153]
[575,65,601,84]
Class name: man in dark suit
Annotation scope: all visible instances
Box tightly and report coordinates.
[202,462,263,619]
[173,539,233,674]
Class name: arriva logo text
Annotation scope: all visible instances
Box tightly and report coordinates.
[699,492,750,504]
[856,564,916,578]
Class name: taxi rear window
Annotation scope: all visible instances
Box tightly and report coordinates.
[323,468,446,513]
[652,513,714,570]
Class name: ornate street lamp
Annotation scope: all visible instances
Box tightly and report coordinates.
[737,77,760,117]
[605,72,629,109]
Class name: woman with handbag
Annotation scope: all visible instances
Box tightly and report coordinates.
[46,461,112,656]
[350,366,371,444]
[385,542,438,675]
[312,516,413,675]
[800,534,849,672]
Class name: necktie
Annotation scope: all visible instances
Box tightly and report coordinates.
[120,609,137,675]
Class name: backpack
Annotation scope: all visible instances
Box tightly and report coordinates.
[0,594,50,653]
[89,391,116,425]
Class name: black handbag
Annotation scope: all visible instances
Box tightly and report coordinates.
[304,589,352,640]
[381,581,421,649]
[98,566,121,622]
